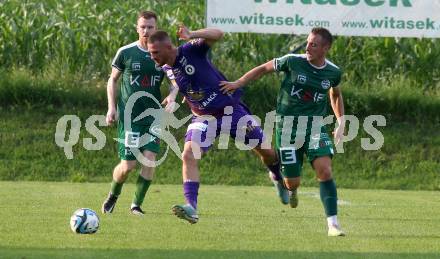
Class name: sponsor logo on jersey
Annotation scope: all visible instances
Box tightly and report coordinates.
[130,75,140,86]
[201,92,218,107]
[321,79,331,89]
[141,76,150,87]
[178,56,196,75]
[291,83,326,103]
[131,75,161,88]
[185,64,195,75]
[186,84,205,101]
[132,62,141,71]
[297,74,307,84]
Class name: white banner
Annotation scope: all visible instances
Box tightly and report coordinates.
[206,0,440,38]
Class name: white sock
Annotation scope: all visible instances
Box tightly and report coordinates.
[327,215,339,227]
[131,203,138,209]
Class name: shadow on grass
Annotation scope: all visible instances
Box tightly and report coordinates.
[2,247,439,259]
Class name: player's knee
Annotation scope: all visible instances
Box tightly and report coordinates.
[182,148,197,164]
[317,167,332,181]
[285,177,300,190]
[262,153,277,165]
[140,166,154,180]
[119,161,136,174]
[254,146,277,165]
[142,151,156,162]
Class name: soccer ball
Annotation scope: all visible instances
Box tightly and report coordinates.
[70,208,100,234]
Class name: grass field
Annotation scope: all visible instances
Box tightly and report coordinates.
[0,182,439,258]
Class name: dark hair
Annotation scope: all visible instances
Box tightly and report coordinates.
[138,10,157,21]
[311,27,333,46]
[148,30,170,44]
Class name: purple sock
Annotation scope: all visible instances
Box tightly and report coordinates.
[183,181,199,209]
[267,162,282,181]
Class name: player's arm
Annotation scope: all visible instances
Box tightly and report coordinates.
[177,24,223,47]
[329,86,345,145]
[161,79,180,112]
[106,67,121,126]
[219,60,275,94]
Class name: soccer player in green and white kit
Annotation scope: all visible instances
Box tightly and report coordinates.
[220,28,345,236]
[102,11,165,216]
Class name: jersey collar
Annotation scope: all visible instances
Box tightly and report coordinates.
[136,41,149,53]
[308,60,327,69]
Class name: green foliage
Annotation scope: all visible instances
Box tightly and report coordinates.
[0,0,204,77]
[1,0,439,89]
[0,68,106,108]
[1,182,440,258]
[330,37,440,91]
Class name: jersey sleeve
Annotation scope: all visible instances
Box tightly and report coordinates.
[273,54,293,72]
[164,66,175,80]
[111,48,125,71]
[182,39,210,56]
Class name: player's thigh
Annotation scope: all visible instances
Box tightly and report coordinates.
[306,128,334,178]
[252,145,277,164]
[182,140,205,161]
[311,156,333,181]
[118,159,137,172]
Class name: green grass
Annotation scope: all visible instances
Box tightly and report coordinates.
[0,181,439,258]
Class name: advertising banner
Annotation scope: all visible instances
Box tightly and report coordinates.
[206,0,440,38]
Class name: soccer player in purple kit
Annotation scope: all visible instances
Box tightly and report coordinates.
[147,25,289,224]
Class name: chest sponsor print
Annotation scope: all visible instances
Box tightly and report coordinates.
[321,79,331,90]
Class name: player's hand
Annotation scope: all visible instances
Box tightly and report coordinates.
[219,80,241,94]
[106,108,116,126]
[161,95,179,113]
[333,116,345,145]
[177,24,191,41]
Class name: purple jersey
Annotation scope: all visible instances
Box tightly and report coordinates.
[163,39,243,115]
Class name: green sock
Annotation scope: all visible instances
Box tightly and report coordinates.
[132,175,152,207]
[110,180,124,197]
[320,179,338,217]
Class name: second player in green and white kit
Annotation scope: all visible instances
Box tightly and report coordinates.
[220,27,346,236]
[113,36,164,160]
[102,11,165,216]
[273,52,341,179]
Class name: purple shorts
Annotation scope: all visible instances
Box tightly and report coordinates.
[185,103,265,152]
